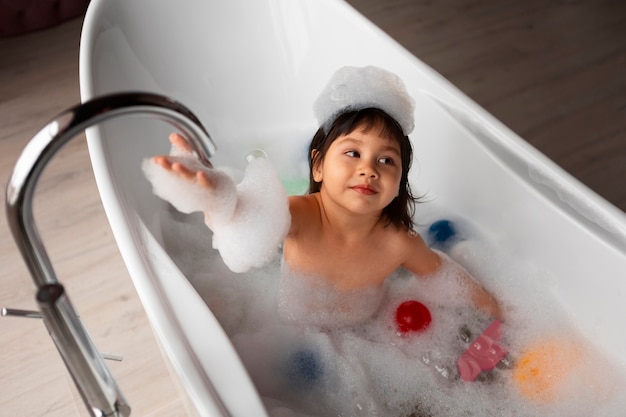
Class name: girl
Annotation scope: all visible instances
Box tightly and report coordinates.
[146,66,500,319]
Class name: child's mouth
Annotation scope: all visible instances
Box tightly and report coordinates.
[351,185,377,195]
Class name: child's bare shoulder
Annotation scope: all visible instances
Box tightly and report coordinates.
[288,194,319,234]
[385,224,426,247]
[385,225,441,274]
[289,194,318,213]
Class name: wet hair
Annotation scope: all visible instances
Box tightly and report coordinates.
[308,108,418,230]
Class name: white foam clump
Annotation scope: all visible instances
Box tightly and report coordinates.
[313,66,416,134]
[143,149,290,273]
[211,155,291,272]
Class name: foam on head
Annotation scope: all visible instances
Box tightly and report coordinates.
[313,66,415,135]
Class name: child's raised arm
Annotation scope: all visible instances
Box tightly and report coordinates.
[143,133,291,273]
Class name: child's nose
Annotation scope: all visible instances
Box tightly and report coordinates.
[359,160,379,178]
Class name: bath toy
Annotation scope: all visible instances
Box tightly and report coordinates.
[428,220,458,250]
[457,319,508,381]
[287,348,323,388]
[395,300,432,334]
[512,340,582,403]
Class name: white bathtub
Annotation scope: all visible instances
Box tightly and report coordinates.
[79,0,626,415]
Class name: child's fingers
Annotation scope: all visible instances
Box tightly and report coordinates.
[152,155,215,189]
[171,163,215,189]
[152,155,172,169]
[169,132,193,153]
[171,162,196,179]
[196,171,215,189]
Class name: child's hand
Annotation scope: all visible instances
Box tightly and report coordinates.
[142,133,238,222]
[151,133,214,188]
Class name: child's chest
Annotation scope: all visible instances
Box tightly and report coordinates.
[284,229,402,290]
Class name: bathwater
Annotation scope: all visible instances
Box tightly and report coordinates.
[158,203,626,417]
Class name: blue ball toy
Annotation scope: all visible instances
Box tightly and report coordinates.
[286,348,323,388]
[428,219,458,250]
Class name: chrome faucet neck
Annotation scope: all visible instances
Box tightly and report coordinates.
[5,92,216,417]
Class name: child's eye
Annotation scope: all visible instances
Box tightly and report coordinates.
[345,150,360,158]
[378,156,395,165]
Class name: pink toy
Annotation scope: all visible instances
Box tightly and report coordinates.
[457,319,507,381]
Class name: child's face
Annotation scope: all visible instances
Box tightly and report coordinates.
[313,123,402,217]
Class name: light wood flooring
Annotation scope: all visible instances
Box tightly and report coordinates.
[0,17,188,417]
[1,2,624,416]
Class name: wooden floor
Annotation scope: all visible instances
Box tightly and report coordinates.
[0,18,188,417]
[348,0,626,211]
[0,2,624,416]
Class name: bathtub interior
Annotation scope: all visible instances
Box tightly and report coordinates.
[80,0,626,415]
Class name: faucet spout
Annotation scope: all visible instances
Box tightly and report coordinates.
[5,92,216,416]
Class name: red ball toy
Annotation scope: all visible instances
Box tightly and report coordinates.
[395,300,432,333]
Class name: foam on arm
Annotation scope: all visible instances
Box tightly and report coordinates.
[211,156,290,272]
[142,151,290,273]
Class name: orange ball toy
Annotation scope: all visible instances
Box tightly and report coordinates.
[512,340,582,403]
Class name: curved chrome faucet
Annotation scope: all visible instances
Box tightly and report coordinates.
[5,92,216,417]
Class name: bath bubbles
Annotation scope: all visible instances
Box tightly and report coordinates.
[161,201,626,417]
[313,66,416,135]
[210,154,291,272]
[277,265,385,329]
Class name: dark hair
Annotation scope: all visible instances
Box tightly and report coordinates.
[308,108,418,230]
